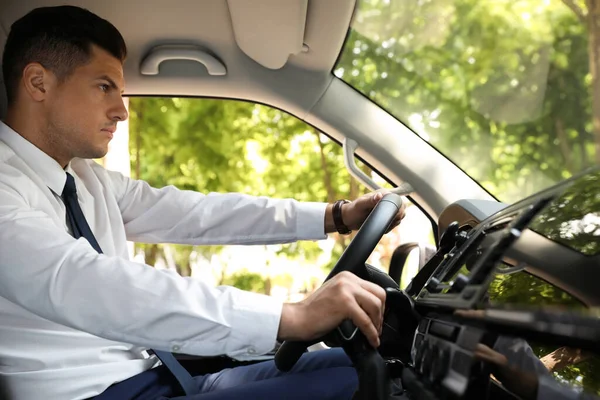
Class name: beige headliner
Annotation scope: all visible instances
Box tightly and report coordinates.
[0,0,355,116]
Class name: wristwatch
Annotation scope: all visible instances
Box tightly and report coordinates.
[333,199,351,235]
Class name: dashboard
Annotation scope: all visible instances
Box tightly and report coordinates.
[401,168,600,399]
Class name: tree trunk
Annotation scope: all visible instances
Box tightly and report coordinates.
[264,277,272,296]
[130,100,144,260]
[540,347,590,372]
[314,131,349,249]
[314,131,337,204]
[145,244,159,267]
[342,176,362,244]
[218,264,228,286]
[564,0,600,163]
[555,118,574,173]
[179,261,191,277]
[135,100,142,180]
[163,244,191,276]
[586,0,600,164]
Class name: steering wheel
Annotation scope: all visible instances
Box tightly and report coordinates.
[275,192,404,399]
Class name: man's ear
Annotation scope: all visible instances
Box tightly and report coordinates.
[22,63,53,102]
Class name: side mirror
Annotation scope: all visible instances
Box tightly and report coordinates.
[388,242,437,287]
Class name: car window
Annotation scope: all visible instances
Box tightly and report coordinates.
[488,271,600,395]
[335,0,598,204]
[112,97,434,300]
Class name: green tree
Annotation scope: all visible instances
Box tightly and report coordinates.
[221,270,266,293]
[336,0,598,203]
[127,97,376,276]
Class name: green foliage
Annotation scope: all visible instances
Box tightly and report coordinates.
[221,270,266,293]
[336,0,598,203]
[555,357,600,394]
[488,272,584,309]
[128,97,368,274]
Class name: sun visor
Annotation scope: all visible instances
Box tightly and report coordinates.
[227,0,308,69]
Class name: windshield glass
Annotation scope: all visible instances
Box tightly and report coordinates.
[529,170,600,256]
[335,0,599,203]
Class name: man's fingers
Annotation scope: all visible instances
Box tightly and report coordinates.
[386,218,401,233]
[357,280,386,335]
[358,278,387,302]
[343,273,385,342]
[326,272,386,347]
[473,351,494,363]
[474,344,508,366]
[348,298,380,348]
[355,289,384,333]
[475,344,495,354]
[384,201,406,233]
[372,191,385,203]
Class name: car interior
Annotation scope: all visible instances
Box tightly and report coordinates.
[0,0,599,399]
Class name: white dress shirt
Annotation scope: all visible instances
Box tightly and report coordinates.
[0,121,327,400]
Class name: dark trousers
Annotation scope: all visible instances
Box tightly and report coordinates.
[94,348,358,400]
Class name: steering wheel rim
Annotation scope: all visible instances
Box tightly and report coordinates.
[275,192,404,372]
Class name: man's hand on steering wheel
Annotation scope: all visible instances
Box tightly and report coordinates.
[277,271,386,348]
[342,190,407,232]
[276,190,404,389]
[325,190,407,234]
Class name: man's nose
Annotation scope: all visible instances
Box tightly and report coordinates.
[110,98,129,122]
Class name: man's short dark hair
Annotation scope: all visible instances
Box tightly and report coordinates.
[2,5,127,105]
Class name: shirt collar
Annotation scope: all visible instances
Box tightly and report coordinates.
[0,121,68,195]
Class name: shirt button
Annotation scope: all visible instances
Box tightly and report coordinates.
[172,345,181,352]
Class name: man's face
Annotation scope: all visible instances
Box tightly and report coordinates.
[44,45,127,164]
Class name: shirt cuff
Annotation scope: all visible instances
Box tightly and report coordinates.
[295,201,328,240]
[226,288,283,359]
[537,375,579,400]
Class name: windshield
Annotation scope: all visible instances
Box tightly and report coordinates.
[529,170,600,256]
[335,0,599,203]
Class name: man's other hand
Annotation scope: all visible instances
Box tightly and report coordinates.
[277,271,386,348]
[474,343,539,400]
[325,190,406,234]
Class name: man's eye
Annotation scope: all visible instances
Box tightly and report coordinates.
[99,84,110,92]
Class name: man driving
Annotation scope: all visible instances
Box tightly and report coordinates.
[0,5,405,400]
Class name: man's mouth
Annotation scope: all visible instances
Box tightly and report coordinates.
[101,128,115,139]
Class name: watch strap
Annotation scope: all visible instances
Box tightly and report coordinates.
[333,200,351,235]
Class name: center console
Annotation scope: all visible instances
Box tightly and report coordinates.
[400,169,600,399]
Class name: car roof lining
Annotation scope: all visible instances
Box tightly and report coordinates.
[0,0,356,121]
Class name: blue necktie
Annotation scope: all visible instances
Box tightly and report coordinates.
[61,172,196,395]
